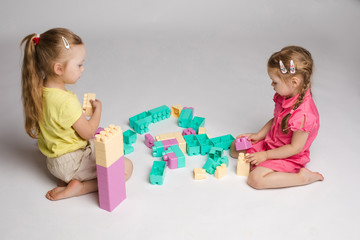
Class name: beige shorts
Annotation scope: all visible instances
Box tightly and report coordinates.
[46,140,97,183]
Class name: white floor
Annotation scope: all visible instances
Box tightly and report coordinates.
[1,0,359,239]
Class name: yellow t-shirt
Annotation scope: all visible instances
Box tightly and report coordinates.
[38,87,88,158]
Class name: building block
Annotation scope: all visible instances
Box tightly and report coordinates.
[210,134,235,150]
[182,128,196,136]
[183,107,194,115]
[129,111,152,134]
[155,132,187,153]
[196,134,213,155]
[168,145,185,168]
[208,147,224,161]
[190,116,205,132]
[150,161,166,185]
[178,108,193,128]
[215,164,227,179]
[148,105,171,123]
[198,127,207,135]
[193,168,206,180]
[203,153,229,175]
[145,134,155,148]
[96,156,126,212]
[183,134,201,156]
[152,141,165,157]
[123,144,134,155]
[163,152,178,169]
[235,137,252,151]
[123,129,137,145]
[82,93,96,117]
[161,138,178,150]
[237,153,250,176]
[171,104,183,118]
[94,125,124,168]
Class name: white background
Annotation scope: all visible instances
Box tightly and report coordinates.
[0,0,359,239]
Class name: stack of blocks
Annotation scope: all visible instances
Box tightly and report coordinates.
[82,93,96,117]
[94,124,126,212]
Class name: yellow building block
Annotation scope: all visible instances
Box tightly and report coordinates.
[237,153,250,176]
[171,104,183,118]
[82,93,96,117]
[193,168,206,180]
[155,132,186,153]
[198,127,206,135]
[94,124,124,168]
[215,164,227,179]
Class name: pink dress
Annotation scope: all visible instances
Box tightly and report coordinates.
[247,89,319,173]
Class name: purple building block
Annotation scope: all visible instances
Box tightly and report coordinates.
[161,138,178,150]
[182,128,196,136]
[145,134,155,148]
[235,137,252,151]
[96,156,126,212]
[163,152,178,169]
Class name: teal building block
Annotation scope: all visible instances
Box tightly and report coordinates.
[123,129,137,144]
[203,155,229,174]
[152,141,165,157]
[150,161,166,185]
[124,144,134,155]
[208,147,223,161]
[129,111,152,134]
[210,134,235,150]
[196,134,213,155]
[178,108,193,128]
[149,105,171,123]
[183,134,201,156]
[168,145,185,168]
[190,116,205,132]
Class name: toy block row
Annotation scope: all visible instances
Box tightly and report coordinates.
[235,137,252,151]
[155,132,186,153]
[129,105,171,134]
[210,134,235,150]
[82,93,96,117]
[150,161,166,185]
[162,145,186,169]
[152,138,179,157]
[203,147,229,175]
[96,156,126,212]
[94,124,124,168]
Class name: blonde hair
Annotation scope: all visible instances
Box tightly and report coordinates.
[267,46,314,134]
[20,28,83,138]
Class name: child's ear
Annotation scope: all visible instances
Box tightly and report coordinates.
[291,76,301,89]
[53,62,64,76]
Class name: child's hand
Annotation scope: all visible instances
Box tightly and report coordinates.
[236,133,261,144]
[246,151,267,165]
[90,99,102,112]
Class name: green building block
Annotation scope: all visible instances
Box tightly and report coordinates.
[196,134,213,155]
[150,161,166,185]
[129,111,152,134]
[183,134,201,156]
[124,144,134,155]
[208,147,223,161]
[210,134,235,150]
[190,116,205,132]
[203,155,229,174]
[123,129,137,144]
[149,105,171,123]
[152,141,165,157]
[178,108,193,128]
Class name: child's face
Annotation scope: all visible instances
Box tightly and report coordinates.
[62,44,86,85]
[268,68,298,98]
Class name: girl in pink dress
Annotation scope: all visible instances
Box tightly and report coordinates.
[231,46,324,189]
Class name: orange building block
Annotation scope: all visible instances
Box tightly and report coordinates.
[193,168,206,180]
[237,153,250,176]
[215,163,227,179]
[171,104,183,118]
[82,93,96,117]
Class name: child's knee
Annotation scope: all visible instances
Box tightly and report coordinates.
[247,172,264,190]
[124,157,133,181]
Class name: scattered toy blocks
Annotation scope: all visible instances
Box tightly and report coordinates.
[183,134,201,156]
[210,134,235,150]
[155,132,187,153]
[190,116,205,132]
[178,108,193,128]
[123,129,137,145]
[193,168,207,180]
[82,93,96,117]
[145,134,155,148]
[150,161,166,185]
[171,104,183,118]
[237,153,250,176]
[161,138,178,150]
[182,128,196,136]
[149,105,171,123]
[215,164,227,179]
[235,137,252,151]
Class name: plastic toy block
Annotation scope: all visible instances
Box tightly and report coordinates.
[198,127,207,135]
[190,116,205,132]
[215,164,227,179]
[148,105,171,123]
[183,134,201,156]
[183,107,194,115]
[145,134,155,148]
[96,156,126,212]
[150,161,166,185]
[193,168,206,180]
[82,93,96,117]
[171,104,183,118]
[91,127,105,139]
[210,134,235,150]
[123,129,137,145]
[208,147,224,161]
[237,153,250,176]
[196,134,213,155]
[94,125,124,168]
[168,145,185,168]
[129,111,152,134]
[163,152,178,169]
[161,138,178,150]
[152,141,165,157]
[178,108,193,128]
[182,128,196,136]
[155,132,187,153]
[235,137,252,151]
[123,144,134,155]
[203,155,228,174]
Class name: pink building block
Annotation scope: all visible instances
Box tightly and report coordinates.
[163,152,178,169]
[145,134,155,148]
[162,138,178,150]
[182,128,196,136]
[235,137,252,151]
[96,156,126,212]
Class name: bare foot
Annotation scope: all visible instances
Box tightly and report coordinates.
[299,168,324,185]
[46,179,83,201]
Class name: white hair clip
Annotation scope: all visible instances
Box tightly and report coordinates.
[62,36,70,49]
[279,60,287,74]
[290,60,295,74]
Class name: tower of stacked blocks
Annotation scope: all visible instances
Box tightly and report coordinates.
[94,124,126,212]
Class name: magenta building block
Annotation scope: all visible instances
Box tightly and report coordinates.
[145,134,155,148]
[235,137,252,151]
[165,152,178,169]
[92,127,105,139]
[161,138,178,150]
[96,156,126,212]
[182,128,196,136]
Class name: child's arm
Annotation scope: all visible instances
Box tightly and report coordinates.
[237,118,274,143]
[72,99,102,140]
[246,130,309,165]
